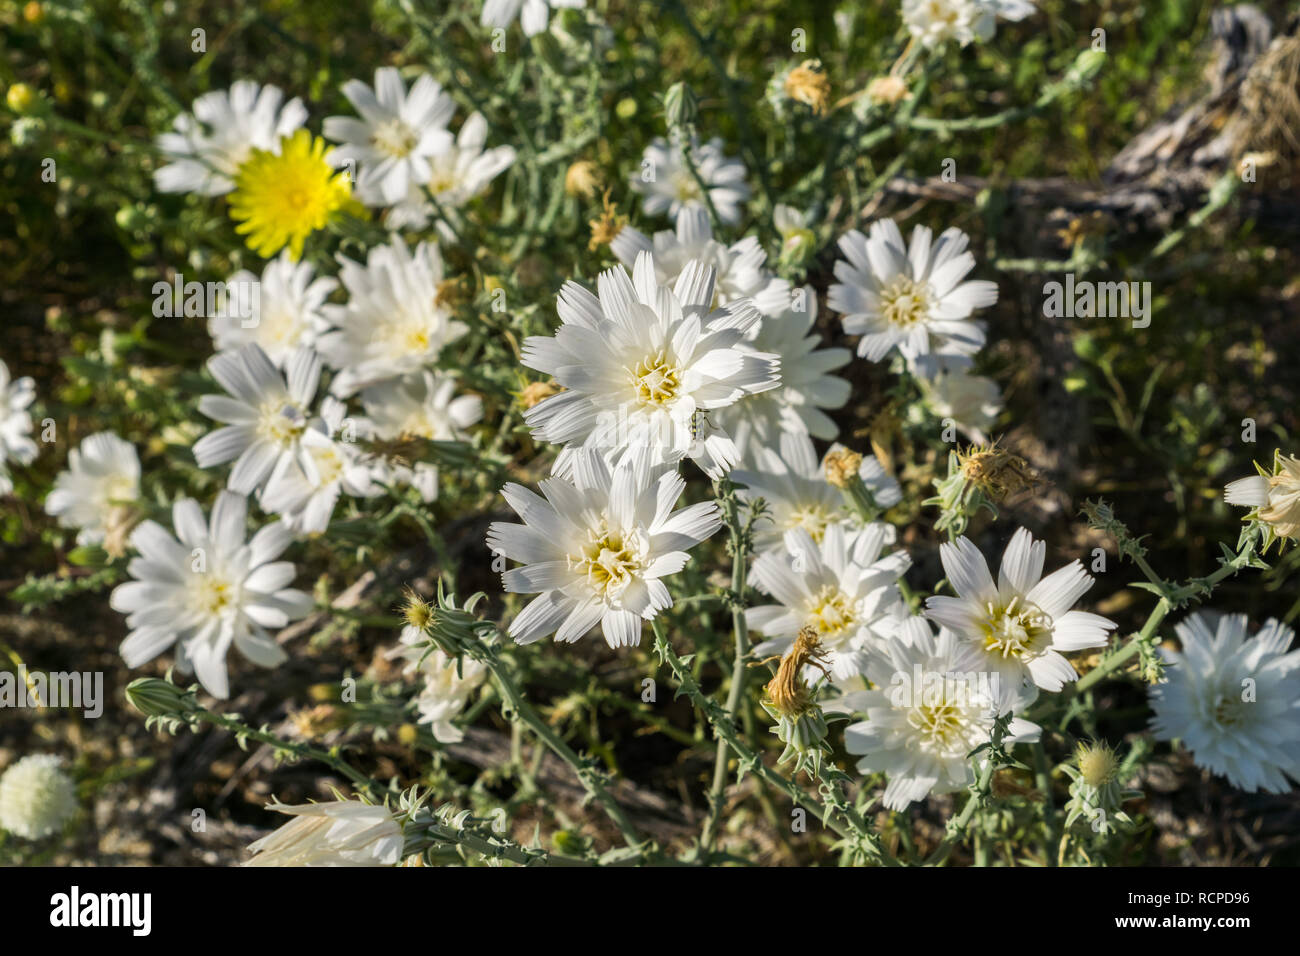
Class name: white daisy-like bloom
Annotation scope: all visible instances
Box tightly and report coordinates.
[0,358,37,496]
[359,371,483,503]
[245,799,404,867]
[192,345,322,497]
[910,354,1002,443]
[261,398,382,534]
[1149,612,1300,794]
[324,68,456,206]
[902,0,1035,48]
[747,524,910,681]
[828,219,998,363]
[153,80,308,196]
[632,134,751,227]
[713,295,852,461]
[522,254,780,479]
[385,113,517,235]
[610,205,791,316]
[481,0,585,37]
[44,432,140,546]
[1224,453,1300,542]
[732,430,900,553]
[317,238,468,397]
[209,251,337,367]
[924,527,1117,693]
[486,450,723,648]
[0,754,78,839]
[389,631,488,744]
[110,491,312,699]
[831,616,1040,810]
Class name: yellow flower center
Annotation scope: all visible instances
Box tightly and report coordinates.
[370,119,419,159]
[787,504,833,542]
[672,171,702,203]
[307,443,345,486]
[257,402,307,446]
[569,527,645,600]
[629,351,683,407]
[907,702,964,746]
[879,274,932,327]
[229,130,352,261]
[981,596,1052,660]
[807,585,857,643]
[192,572,237,616]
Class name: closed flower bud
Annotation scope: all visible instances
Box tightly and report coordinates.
[663,82,697,130]
[824,447,863,489]
[125,676,198,719]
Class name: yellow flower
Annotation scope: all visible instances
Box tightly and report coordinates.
[228,129,352,261]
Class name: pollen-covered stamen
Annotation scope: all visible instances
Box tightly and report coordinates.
[807,585,858,643]
[370,118,419,159]
[981,595,1053,660]
[787,504,834,542]
[191,571,239,616]
[671,171,702,203]
[1211,693,1251,728]
[906,701,964,746]
[878,274,932,328]
[629,351,683,407]
[568,525,648,601]
[257,402,308,445]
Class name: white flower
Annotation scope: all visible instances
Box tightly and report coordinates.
[1224,453,1300,542]
[713,294,852,460]
[387,113,517,235]
[261,398,382,534]
[154,81,308,196]
[210,251,337,366]
[324,68,456,206]
[318,238,468,397]
[522,254,780,479]
[110,491,312,698]
[832,616,1040,810]
[359,371,483,502]
[44,432,140,546]
[244,799,404,867]
[773,203,817,268]
[924,527,1117,693]
[632,134,750,226]
[390,632,488,743]
[481,0,585,37]
[902,0,1035,48]
[747,524,910,681]
[1149,612,1300,793]
[910,354,1002,442]
[193,345,322,497]
[732,431,899,553]
[0,358,37,496]
[486,450,722,648]
[610,205,790,316]
[828,219,997,363]
[0,755,78,839]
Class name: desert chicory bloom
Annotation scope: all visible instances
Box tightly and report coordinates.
[632,134,750,226]
[324,67,456,206]
[1149,612,1300,794]
[0,754,78,839]
[486,450,722,648]
[110,491,312,698]
[0,358,36,496]
[832,616,1040,810]
[318,238,468,397]
[481,0,585,37]
[389,630,488,744]
[44,432,140,546]
[192,344,322,497]
[748,524,910,681]
[902,0,1036,49]
[209,251,337,366]
[910,354,1003,442]
[732,430,899,553]
[244,799,405,866]
[386,113,517,235]
[829,219,997,363]
[360,371,483,502]
[924,527,1117,693]
[522,254,780,479]
[153,81,307,196]
[1224,452,1300,546]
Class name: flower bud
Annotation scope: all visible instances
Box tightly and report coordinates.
[663,82,698,130]
[125,676,198,719]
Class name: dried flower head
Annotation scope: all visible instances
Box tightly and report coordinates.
[865,75,910,106]
[518,380,561,410]
[565,159,603,198]
[765,624,831,718]
[587,188,627,252]
[784,60,831,116]
[824,447,863,489]
[956,440,1037,503]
